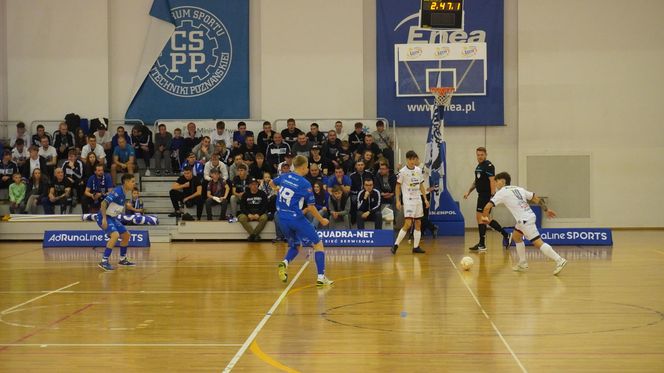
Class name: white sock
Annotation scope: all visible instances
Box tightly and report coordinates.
[539,243,563,263]
[394,229,407,245]
[282,259,288,267]
[515,242,526,264]
[413,230,421,248]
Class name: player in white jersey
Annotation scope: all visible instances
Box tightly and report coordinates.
[392,151,429,254]
[482,172,568,275]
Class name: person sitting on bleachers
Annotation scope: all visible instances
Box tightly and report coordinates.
[93,122,113,161]
[82,152,99,182]
[21,146,48,180]
[62,149,85,204]
[9,172,26,214]
[10,122,30,148]
[322,130,342,167]
[326,166,351,194]
[308,145,333,176]
[82,164,113,213]
[126,187,145,215]
[277,152,294,175]
[249,152,275,180]
[11,138,29,169]
[182,122,202,160]
[306,181,329,229]
[337,140,353,173]
[356,178,382,229]
[374,161,397,210]
[361,149,377,174]
[306,163,328,187]
[170,128,184,170]
[45,168,73,214]
[357,134,382,160]
[334,121,349,142]
[372,120,394,166]
[291,133,312,157]
[153,123,172,176]
[306,122,325,146]
[111,136,135,182]
[169,166,203,221]
[74,128,88,152]
[38,136,57,173]
[328,185,350,229]
[349,160,373,224]
[230,163,249,216]
[265,132,290,169]
[259,171,277,216]
[348,122,366,154]
[210,121,232,149]
[131,125,154,176]
[257,121,275,155]
[0,150,19,192]
[31,124,52,147]
[204,168,229,221]
[214,139,231,165]
[204,152,229,182]
[236,134,259,166]
[180,152,204,180]
[111,126,132,151]
[238,177,269,241]
[81,135,106,166]
[232,121,253,149]
[281,118,303,148]
[24,168,49,214]
[228,153,245,180]
[53,122,75,161]
[192,136,213,163]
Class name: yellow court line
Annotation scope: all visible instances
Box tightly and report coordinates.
[250,341,301,373]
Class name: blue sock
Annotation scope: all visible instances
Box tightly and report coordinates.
[284,245,299,264]
[103,248,113,261]
[314,251,325,276]
[120,247,128,257]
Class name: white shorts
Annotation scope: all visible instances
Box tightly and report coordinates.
[403,202,424,219]
[515,220,541,241]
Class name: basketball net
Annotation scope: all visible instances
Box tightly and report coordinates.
[430,87,455,107]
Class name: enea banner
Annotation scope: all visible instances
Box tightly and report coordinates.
[317,230,393,247]
[43,231,151,248]
[504,228,613,246]
[126,0,249,124]
[377,0,504,126]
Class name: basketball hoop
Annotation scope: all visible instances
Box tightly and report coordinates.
[430,87,455,107]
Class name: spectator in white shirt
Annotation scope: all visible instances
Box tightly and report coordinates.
[204,152,229,181]
[210,120,233,148]
[11,138,29,168]
[38,136,57,169]
[334,121,349,142]
[10,122,30,148]
[80,135,106,165]
[94,123,113,160]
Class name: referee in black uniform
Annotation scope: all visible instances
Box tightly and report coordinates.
[463,147,509,251]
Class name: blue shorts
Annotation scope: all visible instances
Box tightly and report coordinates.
[96,215,127,236]
[277,215,321,247]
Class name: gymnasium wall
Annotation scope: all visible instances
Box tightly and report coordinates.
[1,0,661,228]
[517,0,664,228]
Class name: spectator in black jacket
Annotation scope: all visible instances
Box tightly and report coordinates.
[306,122,325,146]
[0,150,19,190]
[265,133,290,168]
[348,122,366,154]
[356,134,382,159]
[53,122,75,161]
[280,118,303,148]
[348,160,373,223]
[21,146,48,180]
[356,179,382,229]
[257,121,275,155]
[238,177,269,241]
[24,168,49,214]
[322,130,342,166]
[308,145,333,176]
[249,152,275,180]
[374,161,397,207]
[328,186,351,229]
[45,168,73,214]
[169,166,203,221]
[131,125,154,176]
[62,149,85,202]
[31,124,52,147]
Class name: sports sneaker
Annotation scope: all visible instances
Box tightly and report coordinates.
[316,276,334,287]
[391,244,398,255]
[182,213,195,221]
[512,262,529,272]
[412,247,426,254]
[278,262,288,283]
[469,244,487,252]
[118,258,135,266]
[553,258,568,276]
[504,232,513,250]
[145,169,151,177]
[155,170,161,176]
[98,261,114,271]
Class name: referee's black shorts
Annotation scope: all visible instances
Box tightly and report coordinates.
[476,193,492,212]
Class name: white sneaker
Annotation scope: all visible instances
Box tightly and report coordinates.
[316,276,334,287]
[553,258,568,276]
[145,169,151,177]
[512,262,529,272]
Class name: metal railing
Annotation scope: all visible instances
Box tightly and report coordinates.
[153,119,268,139]
[0,120,24,146]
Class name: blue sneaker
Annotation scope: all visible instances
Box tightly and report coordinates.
[118,258,135,266]
[98,261,114,271]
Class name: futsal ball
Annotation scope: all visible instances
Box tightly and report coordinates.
[460,256,474,271]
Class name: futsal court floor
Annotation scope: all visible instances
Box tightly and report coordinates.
[0,230,662,372]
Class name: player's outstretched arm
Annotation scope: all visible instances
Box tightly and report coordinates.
[305,204,329,226]
[529,195,557,218]
[481,201,494,222]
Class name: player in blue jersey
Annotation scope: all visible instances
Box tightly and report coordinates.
[97,173,136,271]
[271,155,333,286]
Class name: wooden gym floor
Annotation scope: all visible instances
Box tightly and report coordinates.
[0,230,663,372]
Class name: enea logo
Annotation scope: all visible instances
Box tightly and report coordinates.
[407,47,423,58]
[462,45,478,57]
[149,6,232,98]
[434,46,450,58]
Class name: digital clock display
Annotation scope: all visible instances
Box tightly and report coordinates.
[420,0,464,30]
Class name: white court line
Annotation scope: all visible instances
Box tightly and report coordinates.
[0,290,281,294]
[1,282,80,315]
[223,261,310,373]
[446,255,528,373]
[0,343,242,347]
